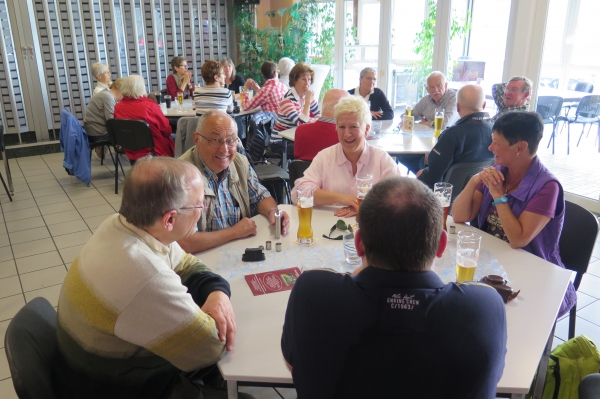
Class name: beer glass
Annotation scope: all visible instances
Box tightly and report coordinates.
[296,184,315,244]
[177,90,184,113]
[405,100,413,116]
[434,182,452,231]
[456,230,482,283]
[355,173,373,227]
[434,110,444,138]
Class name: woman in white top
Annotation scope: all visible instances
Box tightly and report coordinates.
[91,62,112,96]
[193,60,233,116]
[292,96,401,217]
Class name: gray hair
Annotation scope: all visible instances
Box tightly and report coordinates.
[360,67,376,79]
[509,76,533,94]
[278,57,295,76]
[220,57,237,79]
[359,177,443,272]
[119,156,200,228]
[91,62,109,80]
[427,71,447,85]
[120,75,147,99]
[334,96,372,127]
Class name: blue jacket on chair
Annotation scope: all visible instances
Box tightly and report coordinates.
[60,108,91,186]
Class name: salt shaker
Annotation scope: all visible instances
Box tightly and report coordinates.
[274,209,282,239]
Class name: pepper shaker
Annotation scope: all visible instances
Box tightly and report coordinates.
[274,209,282,239]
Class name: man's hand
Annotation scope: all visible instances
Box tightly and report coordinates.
[268,210,290,235]
[233,217,257,239]
[201,291,237,351]
[371,111,383,119]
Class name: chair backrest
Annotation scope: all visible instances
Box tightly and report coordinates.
[175,116,201,157]
[559,201,599,289]
[4,297,58,399]
[106,119,155,153]
[536,96,563,122]
[575,95,600,119]
[288,160,311,188]
[442,159,494,202]
[247,119,269,162]
[574,82,594,93]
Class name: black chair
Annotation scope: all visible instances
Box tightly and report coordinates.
[0,123,12,201]
[442,159,494,203]
[536,96,564,154]
[580,373,600,399]
[253,163,291,204]
[106,119,155,194]
[288,160,311,189]
[4,297,58,399]
[559,201,599,339]
[563,81,595,116]
[556,95,600,154]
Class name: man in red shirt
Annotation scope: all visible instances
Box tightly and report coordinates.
[293,89,349,161]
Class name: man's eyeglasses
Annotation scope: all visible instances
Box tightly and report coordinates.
[178,205,204,212]
[323,219,353,240]
[195,132,239,148]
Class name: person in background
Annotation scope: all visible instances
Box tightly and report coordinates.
[452,111,576,318]
[84,78,124,151]
[91,62,112,96]
[348,67,394,120]
[278,57,295,89]
[282,176,507,399]
[54,156,255,399]
[292,96,401,217]
[491,76,532,121]
[272,62,321,157]
[241,61,287,113]
[294,89,349,161]
[166,56,193,99]
[417,84,494,188]
[194,60,234,116]
[114,75,174,162]
[178,110,290,253]
[221,57,245,94]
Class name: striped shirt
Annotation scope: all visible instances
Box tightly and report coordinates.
[491,83,530,121]
[193,85,233,115]
[197,155,270,231]
[273,88,320,138]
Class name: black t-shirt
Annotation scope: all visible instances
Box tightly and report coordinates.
[226,74,246,94]
[282,267,507,399]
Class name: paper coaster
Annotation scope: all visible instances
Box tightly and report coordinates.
[293,237,319,246]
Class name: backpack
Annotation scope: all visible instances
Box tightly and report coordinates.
[534,335,600,399]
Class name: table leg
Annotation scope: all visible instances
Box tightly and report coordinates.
[282,139,289,171]
[227,380,238,399]
[531,322,555,399]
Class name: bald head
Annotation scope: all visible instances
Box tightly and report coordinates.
[321,89,350,118]
[456,84,486,117]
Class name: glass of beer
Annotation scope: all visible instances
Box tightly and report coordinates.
[405,100,413,116]
[296,184,315,244]
[456,230,482,283]
[355,173,373,227]
[434,110,444,138]
[434,182,452,231]
[177,90,184,113]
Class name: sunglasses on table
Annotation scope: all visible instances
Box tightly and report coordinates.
[323,219,353,240]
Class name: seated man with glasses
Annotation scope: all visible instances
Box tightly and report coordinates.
[491,76,532,121]
[179,110,290,253]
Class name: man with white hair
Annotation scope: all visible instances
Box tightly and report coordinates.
[278,57,295,88]
[413,71,459,128]
[416,84,494,188]
[55,156,254,399]
[294,89,350,161]
[91,62,112,96]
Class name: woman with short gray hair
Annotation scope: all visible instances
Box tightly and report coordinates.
[92,62,112,96]
[348,66,394,120]
[114,75,174,162]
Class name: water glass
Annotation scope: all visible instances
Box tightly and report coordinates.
[456,230,482,283]
[355,173,373,227]
[343,233,361,265]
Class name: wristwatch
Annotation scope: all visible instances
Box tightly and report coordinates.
[492,196,509,206]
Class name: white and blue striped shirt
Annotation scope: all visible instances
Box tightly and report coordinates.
[193,85,233,115]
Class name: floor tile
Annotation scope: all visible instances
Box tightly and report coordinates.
[101,193,123,203]
[21,167,53,177]
[53,230,93,249]
[555,315,600,343]
[0,277,22,299]
[19,265,66,292]
[0,260,16,279]
[96,184,124,195]
[18,162,49,172]
[43,210,83,226]
[11,183,31,193]
[26,180,62,190]
[66,189,102,201]
[12,238,56,259]
[0,350,10,381]
[8,226,50,245]
[0,224,6,235]
[34,193,71,206]
[71,195,110,209]
[578,274,600,299]
[0,247,13,263]
[0,234,9,248]
[91,177,119,187]
[60,181,90,192]
[1,198,38,213]
[0,375,19,399]
[77,204,115,219]
[24,283,62,307]
[59,245,84,264]
[0,294,24,322]
[15,251,64,275]
[1,191,33,201]
[0,319,9,349]
[24,173,56,183]
[3,207,41,223]
[5,216,46,233]
[38,201,76,216]
[84,215,111,229]
[574,299,600,326]
[48,220,90,237]
[30,185,65,198]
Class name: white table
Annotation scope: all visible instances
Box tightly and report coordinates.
[161,99,196,117]
[196,205,572,399]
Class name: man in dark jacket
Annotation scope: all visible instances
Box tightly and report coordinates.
[417,84,494,188]
[348,67,394,120]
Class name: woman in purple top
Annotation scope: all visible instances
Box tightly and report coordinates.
[453,111,576,317]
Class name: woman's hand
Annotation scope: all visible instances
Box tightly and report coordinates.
[479,167,505,199]
[182,71,191,85]
[333,194,359,218]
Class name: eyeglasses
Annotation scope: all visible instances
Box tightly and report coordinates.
[195,132,239,148]
[178,205,204,212]
[322,219,353,240]
[179,64,189,68]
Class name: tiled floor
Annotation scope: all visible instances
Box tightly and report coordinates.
[0,151,598,398]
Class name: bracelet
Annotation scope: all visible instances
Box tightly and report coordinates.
[267,207,279,216]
